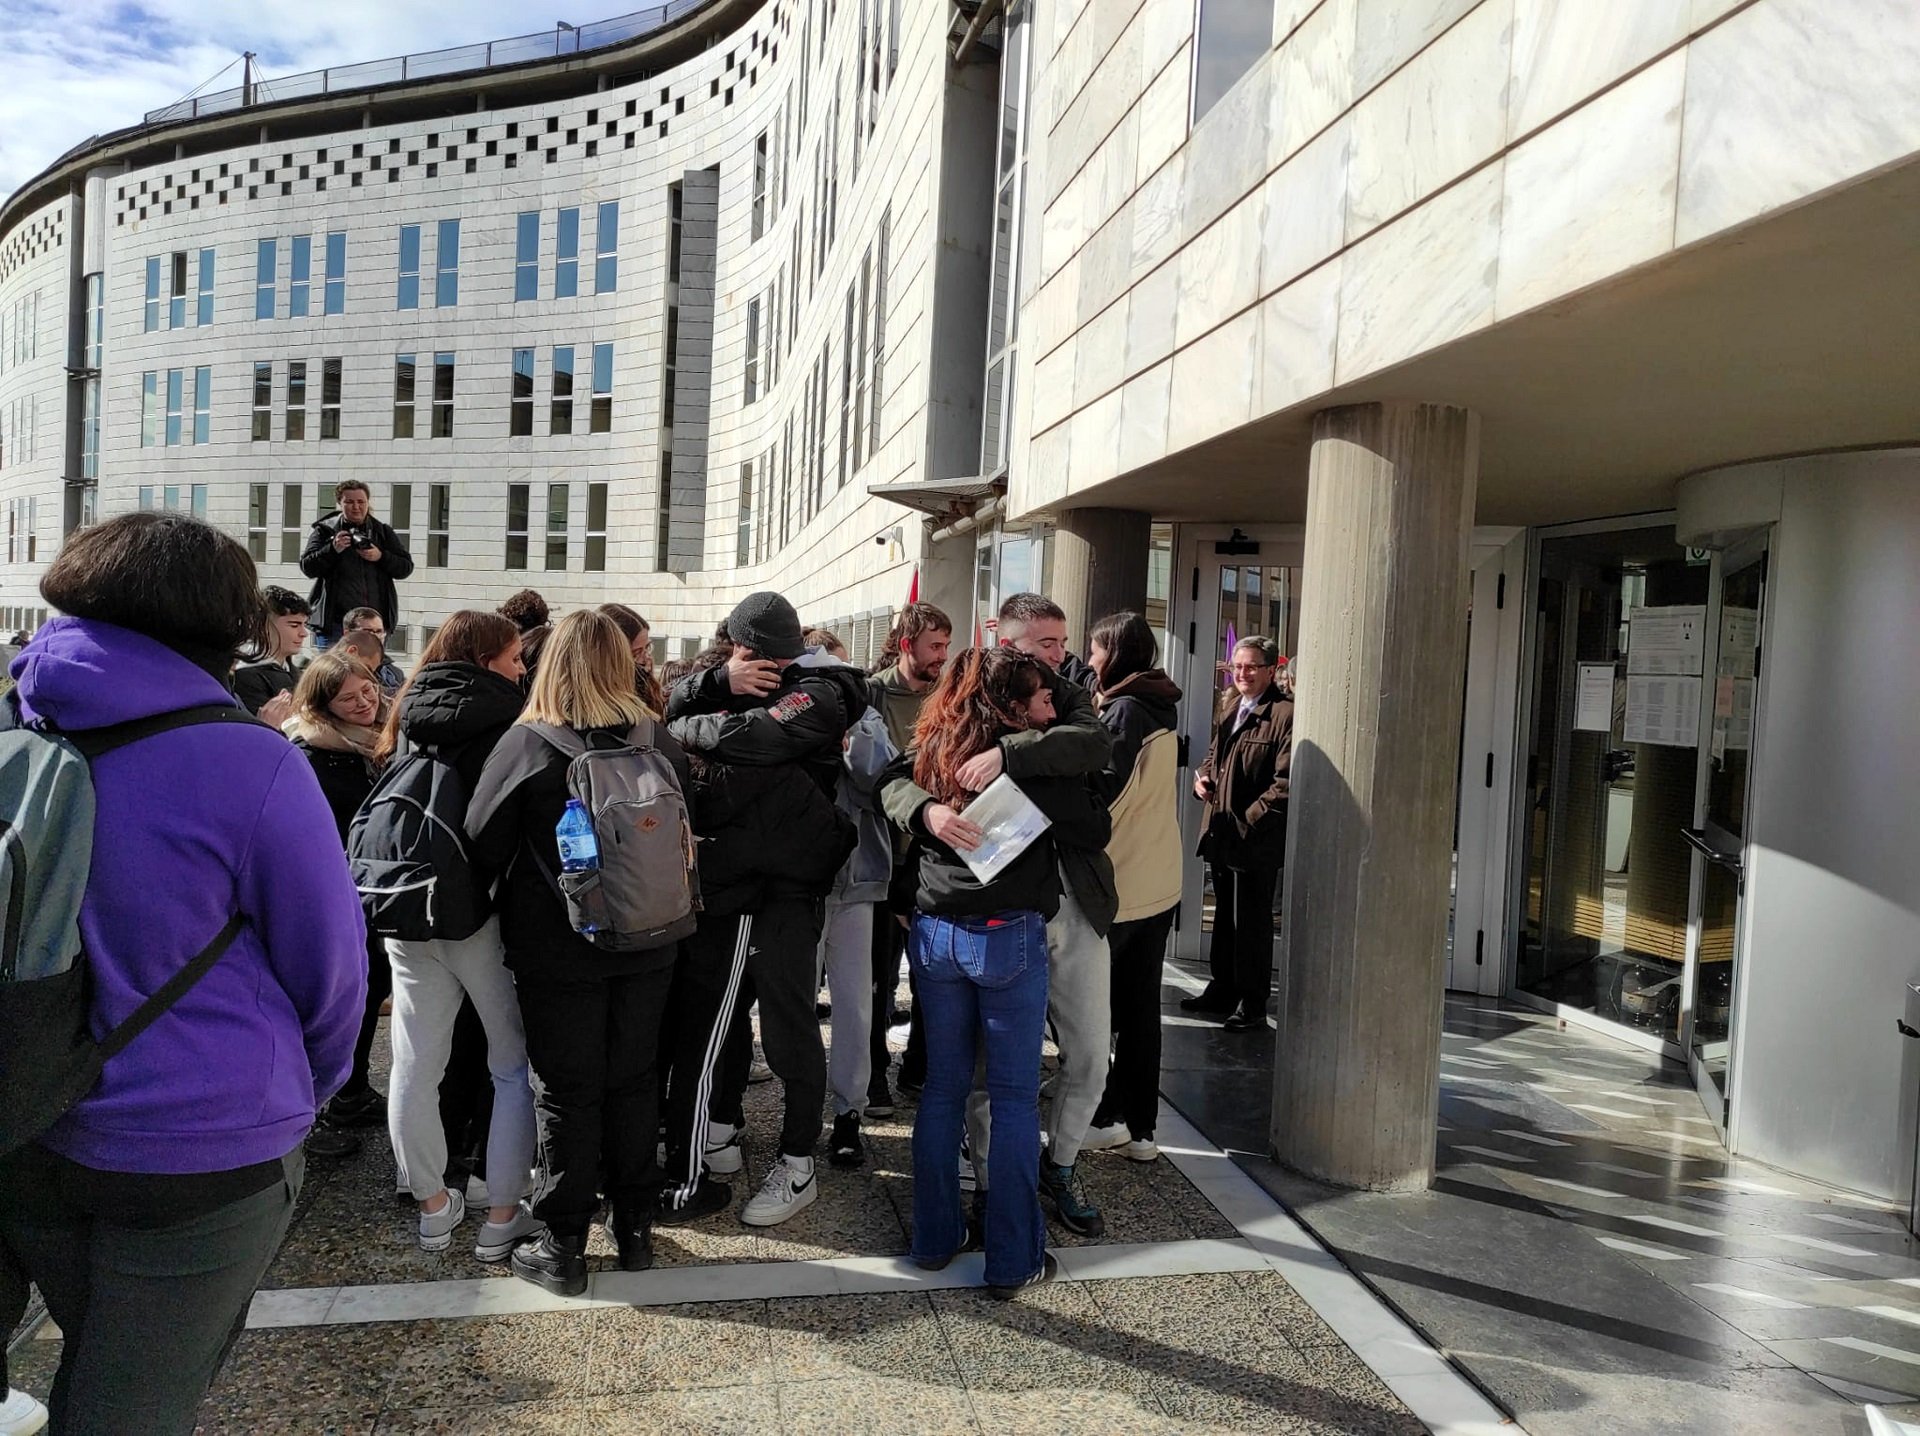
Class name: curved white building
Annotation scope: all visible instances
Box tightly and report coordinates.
[0,0,994,661]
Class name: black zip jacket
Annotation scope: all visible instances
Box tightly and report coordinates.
[394,661,525,795]
[298,511,414,638]
[466,721,692,979]
[879,744,1112,924]
[231,657,297,715]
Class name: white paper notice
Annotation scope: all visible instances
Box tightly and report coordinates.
[1574,663,1616,733]
[1627,606,1707,676]
[957,773,1053,884]
[1624,674,1701,747]
[1719,607,1760,679]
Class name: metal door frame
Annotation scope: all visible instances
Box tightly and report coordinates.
[1680,530,1773,1142]
[1164,523,1519,972]
[1503,512,1688,1060]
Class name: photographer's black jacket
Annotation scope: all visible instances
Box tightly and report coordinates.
[298,510,414,639]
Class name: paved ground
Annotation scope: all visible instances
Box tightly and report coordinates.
[1160,963,1920,1436]
[9,998,1441,1434]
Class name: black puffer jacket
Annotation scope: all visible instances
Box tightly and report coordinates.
[666,653,869,914]
[394,661,526,794]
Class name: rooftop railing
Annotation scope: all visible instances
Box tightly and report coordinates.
[143,0,709,125]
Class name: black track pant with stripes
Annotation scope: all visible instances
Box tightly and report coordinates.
[660,898,827,1206]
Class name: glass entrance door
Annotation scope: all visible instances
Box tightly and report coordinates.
[1174,532,1306,952]
[1683,538,1768,1124]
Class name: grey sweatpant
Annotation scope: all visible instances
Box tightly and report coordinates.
[386,917,538,1206]
[821,895,876,1116]
[968,868,1112,1173]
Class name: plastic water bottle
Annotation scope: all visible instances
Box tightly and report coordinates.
[556,798,600,872]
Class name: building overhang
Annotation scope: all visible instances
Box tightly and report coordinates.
[866,475,1005,525]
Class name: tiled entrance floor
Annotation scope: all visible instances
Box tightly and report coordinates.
[1164,958,1920,1436]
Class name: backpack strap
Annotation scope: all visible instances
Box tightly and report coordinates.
[97,914,247,1060]
[56,706,260,1055]
[62,704,264,759]
[526,722,587,762]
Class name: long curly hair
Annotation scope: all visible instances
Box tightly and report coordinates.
[911,647,1046,808]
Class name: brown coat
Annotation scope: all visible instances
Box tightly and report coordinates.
[1196,685,1293,870]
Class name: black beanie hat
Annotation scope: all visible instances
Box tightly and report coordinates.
[726,590,805,660]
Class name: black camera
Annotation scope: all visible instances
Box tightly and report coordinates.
[348,528,372,549]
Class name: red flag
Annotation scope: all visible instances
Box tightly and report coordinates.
[907,566,919,604]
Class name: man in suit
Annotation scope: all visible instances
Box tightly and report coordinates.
[1188,637,1293,1031]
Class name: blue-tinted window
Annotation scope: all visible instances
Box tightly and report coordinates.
[196,249,215,326]
[435,219,460,308]
[515,212,539,302]
[289,235,311,318]
[555,207,579,299]
[323,232,346,314]
[397,224,420,310]
[144,257,162,332]
[255,239,276,320]
[595,200,619,293]
[1193,0,1275,125]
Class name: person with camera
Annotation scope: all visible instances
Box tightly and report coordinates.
[299,479,413,649]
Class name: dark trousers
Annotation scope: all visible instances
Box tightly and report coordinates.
[516,964,673,1236]
[0,1143,301,1435]
[1092,906,1179,1139]
[342,935,393,1099]
[1208,862,1280,1011]
[1,1229,28,1392]
[869,907,925,1093]
[662,899,826,1202]
[437,996,494,1183]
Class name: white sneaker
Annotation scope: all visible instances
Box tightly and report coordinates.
[741,1155,817,1226]
[747,1058,774,1084]
[464,1173,490,1207]
[1082,1123,1132,1152]
[0,1389,48,1436]
[704,1121,744,1176]
[418,1188,466,1252]
[474,1204,547,1263]
[1123,1138,1160,1162]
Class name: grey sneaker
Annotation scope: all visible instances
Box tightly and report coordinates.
[474,1205,546,1263]
[418,1188,467,1253]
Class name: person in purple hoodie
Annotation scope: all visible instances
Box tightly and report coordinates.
[0,513,366,1435]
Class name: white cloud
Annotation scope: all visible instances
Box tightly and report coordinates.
[1,0,569,201]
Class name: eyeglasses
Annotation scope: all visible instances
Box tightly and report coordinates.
[1229,662,1273,674]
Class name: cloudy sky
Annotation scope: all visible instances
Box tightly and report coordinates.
[0,0,553,199]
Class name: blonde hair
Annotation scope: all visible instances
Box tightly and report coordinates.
[518,610,653,729]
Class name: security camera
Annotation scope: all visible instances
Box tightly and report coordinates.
[874,534,888,545]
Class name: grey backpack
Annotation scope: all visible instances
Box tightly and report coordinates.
[528,721,700,951]
[0,704,257,1155]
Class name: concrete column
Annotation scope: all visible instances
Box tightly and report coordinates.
[1274,402,1479,1191]
[1052,507,1151,642]
[918,522,979,639]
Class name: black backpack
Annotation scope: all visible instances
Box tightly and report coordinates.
[0,704,258,1157]
[348,747,488,942]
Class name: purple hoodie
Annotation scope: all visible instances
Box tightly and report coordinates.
[13,618,367,1174]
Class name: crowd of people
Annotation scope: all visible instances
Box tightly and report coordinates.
[0,491,1296,1435]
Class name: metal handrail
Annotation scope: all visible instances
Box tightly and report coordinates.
[143,0,708,125]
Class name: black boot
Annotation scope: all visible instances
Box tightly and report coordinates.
[510,1230,588,1297]
[613,1220,655,1272]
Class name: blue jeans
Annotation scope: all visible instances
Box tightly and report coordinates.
[908,909,1049,1287]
